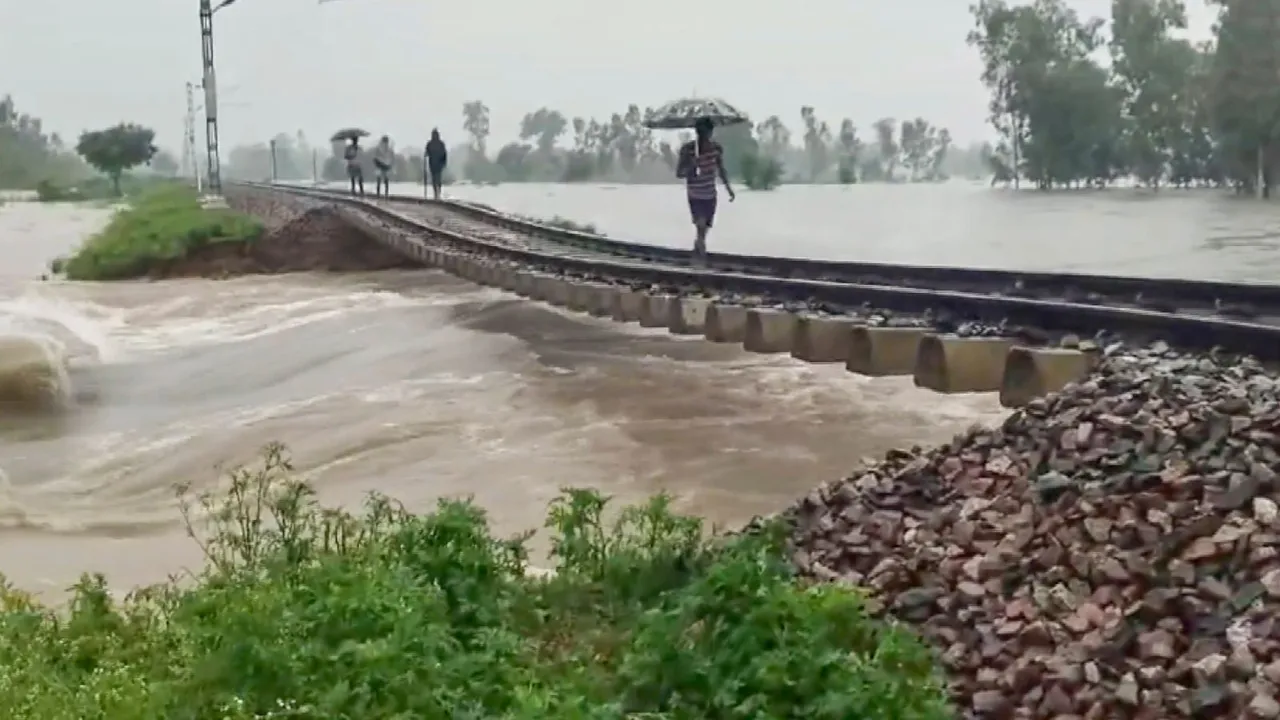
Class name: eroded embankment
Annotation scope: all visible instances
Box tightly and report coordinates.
[150,189,417,279]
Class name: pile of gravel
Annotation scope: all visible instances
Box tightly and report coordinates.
[787,343,1280,718]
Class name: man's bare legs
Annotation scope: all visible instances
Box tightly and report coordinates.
[693,219,710,264]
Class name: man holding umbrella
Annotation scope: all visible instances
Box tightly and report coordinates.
[677,117,736,259]
[344,138,365,196]
[332,128,370,196]
[645,98,745,261]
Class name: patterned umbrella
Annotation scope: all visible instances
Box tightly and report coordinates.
[642,97,750,130]
[330,127,370,142]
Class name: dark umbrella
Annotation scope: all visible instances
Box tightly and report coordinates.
[330,127,371,142]
[642,97,749,130]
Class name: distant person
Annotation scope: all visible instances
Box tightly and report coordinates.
[344,138,364,195]
[675,117,735,261]
[372,135,394,197]
[424,129,447,200]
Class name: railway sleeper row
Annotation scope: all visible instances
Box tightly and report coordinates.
[333,203,1107,408]
[461,256,1095,408]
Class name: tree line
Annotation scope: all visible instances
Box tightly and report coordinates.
[971,0,1280,194]
[0,94,175,198]
[24,0,1280,197]
[0,95,90,189]
[1,94,178,196]
[224,106,993,189]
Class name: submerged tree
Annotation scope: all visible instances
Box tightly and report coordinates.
[965,0,1280,194]
[836,120,862,184]
[236,99,978,187]
[1208,0,1280,196]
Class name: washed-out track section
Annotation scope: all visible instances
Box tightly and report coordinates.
[252,182,1280,322]
[245,184,1280,407]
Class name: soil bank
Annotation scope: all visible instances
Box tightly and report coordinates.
[147,188,417,279]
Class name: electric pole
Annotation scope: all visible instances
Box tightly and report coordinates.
[180,116,190,180]
[196,0,334,193]
[199,0,222,195]
[184,82,200,188]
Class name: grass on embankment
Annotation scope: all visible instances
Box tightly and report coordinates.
[52,184,263,281]
[0,444,951,719]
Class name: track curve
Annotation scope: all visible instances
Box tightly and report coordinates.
[251,182,1280,321]
[243,183,1280,360]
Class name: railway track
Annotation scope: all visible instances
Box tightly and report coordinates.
[243,182,1280,365]
[250,182,1280,323]
[267,187,676,269]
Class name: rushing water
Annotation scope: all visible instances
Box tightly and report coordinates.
[7,181,1277,599]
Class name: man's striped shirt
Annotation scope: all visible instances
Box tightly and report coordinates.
[682,140,722,200]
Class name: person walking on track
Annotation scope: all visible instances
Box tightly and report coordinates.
[343,138,364,196]
[372,135,394,197]
[675,117,735,261]
[424,129,448,200]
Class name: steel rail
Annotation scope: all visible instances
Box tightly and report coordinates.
[248,183,1280,361]
[247,181,1280,320]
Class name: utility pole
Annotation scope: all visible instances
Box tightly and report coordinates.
[199,0,222,195]
[180,117,190,179]
[184,82,200,187]
[196,0,333,193]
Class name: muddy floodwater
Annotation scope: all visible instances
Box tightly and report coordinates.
[11,181,1274,598]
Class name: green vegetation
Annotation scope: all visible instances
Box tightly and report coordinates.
[75,123,159,196]
[741,152,785,191]
[229,105,978,187]
[969,0,1280,193]
[0,95,92,190]
[0,445,950,719]
[2,95,182,196]
[229,1,1280,194]
[54,184,262,281]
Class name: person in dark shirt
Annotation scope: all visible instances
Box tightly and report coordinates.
[424,129,448,200]
[343,138,364,195]
[675,117,735,260]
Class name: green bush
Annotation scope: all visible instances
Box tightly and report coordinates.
[740,153,784,191]
[0,445,951,719]
[35,179,79,202]
[56,184,263,281]
[837,160,858,185]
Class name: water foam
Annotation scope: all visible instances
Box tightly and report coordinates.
[107,287,436,354]
[0,333,72,410]
[0,289,118,362]
[0,290,119,413]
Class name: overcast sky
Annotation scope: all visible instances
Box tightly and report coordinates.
[1,0,1218,152]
